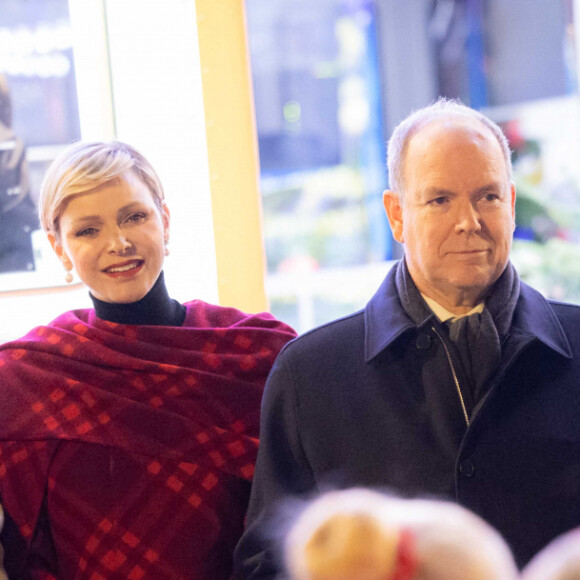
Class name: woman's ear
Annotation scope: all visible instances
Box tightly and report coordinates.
[47,232,61,257]
[161,203,171,244]
[47,232,71,269]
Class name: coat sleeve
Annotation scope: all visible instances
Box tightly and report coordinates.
[234,346,316,579]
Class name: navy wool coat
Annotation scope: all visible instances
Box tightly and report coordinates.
[235,264,580,577]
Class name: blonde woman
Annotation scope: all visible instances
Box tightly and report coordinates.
[0,141,295,579]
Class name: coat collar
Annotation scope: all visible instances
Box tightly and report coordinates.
[364,263,423,361]
[511,282,572,359]
[364,261,573,362]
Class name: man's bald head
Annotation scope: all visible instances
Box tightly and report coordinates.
[387,98,512,201]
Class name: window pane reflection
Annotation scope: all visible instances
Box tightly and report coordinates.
[247,0,391,332]
[0,0,80,277]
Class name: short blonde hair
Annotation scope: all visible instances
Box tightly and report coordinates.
[39,140,165,238]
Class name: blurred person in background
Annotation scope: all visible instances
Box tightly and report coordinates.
[522,528,580,580]
[283,488,518,580]
[0,140,296,579]
[235,98,580,577]
[0,74,39,273]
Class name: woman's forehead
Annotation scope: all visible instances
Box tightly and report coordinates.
[59,174,154,220]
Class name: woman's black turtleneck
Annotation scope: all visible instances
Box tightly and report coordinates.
[90,271,186,326]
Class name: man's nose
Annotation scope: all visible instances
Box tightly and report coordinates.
[454,202,482,234]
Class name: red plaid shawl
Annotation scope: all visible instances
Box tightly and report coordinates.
[0,301,295,579]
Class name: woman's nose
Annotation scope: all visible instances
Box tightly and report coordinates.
[107,228,133,255]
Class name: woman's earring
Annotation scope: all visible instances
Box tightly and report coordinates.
[65,269,73,283]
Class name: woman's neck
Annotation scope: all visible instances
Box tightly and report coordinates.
[90,272,186,326]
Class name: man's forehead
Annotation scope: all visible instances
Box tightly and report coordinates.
[402,116,510,192]
[419,181,504,197]
[404,116,506,171]
[411,114,496,144]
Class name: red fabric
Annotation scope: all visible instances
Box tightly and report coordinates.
[0,301,295,579]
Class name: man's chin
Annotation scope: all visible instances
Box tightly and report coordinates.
[434,272,498,301]
[447,266,503,289]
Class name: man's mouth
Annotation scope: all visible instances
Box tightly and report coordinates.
[449,249,488,254]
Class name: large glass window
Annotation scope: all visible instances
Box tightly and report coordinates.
[0,0,81,284]
[0,1,217,344]
[247,0,391,331]
[427,0,580,301]
[485,0,580,303]
[249,0,580,332]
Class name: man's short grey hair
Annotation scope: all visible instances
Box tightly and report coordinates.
[387,97,512,200]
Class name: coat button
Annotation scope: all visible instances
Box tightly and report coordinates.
[416,333,431,350]
[459,459,475,477]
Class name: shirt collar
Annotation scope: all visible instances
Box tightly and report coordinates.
[421,294,484,323]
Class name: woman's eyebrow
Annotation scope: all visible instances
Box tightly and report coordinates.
[69,215,103,225]
[116,202,144,218]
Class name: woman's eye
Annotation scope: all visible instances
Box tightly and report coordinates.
[75,227,98,237]
[126,212,146,224]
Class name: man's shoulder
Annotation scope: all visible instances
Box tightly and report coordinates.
[519,282,580,316]
[518,283,580,352]
[546,298,580,315]
[546,298,580,337]
[279,309,366,359]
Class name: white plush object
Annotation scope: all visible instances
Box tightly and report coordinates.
[284,488,518,580]
[521,529,580,580]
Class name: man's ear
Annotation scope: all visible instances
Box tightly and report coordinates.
[509,181,516,230]
[382,190,404,243]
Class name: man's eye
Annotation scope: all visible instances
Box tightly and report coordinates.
[484,193,500,202]
[429,197,448,205]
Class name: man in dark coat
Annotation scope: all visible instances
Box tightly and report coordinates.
[235,99,580,577]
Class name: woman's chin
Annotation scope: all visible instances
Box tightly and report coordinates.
[91,286,150,304]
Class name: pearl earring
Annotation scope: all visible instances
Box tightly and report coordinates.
[65,270,73,284]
